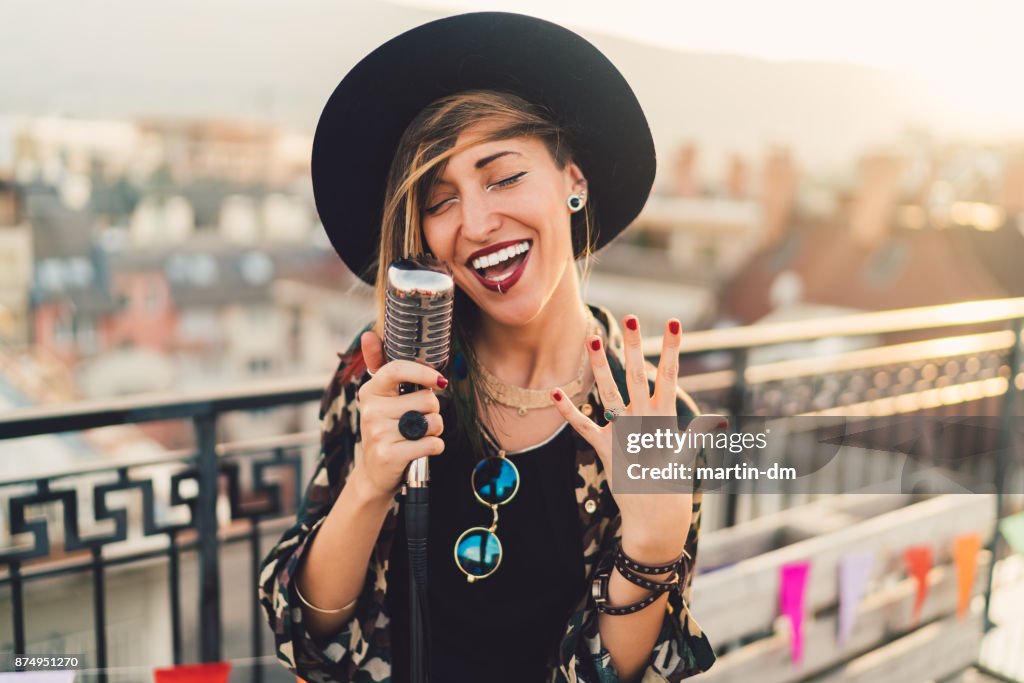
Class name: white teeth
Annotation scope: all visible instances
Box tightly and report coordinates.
[470,241,531,271]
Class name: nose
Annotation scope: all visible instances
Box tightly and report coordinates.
[458,189,501,244]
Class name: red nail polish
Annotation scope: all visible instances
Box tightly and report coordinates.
[625,317,638,331]
[437,376,448,389]
[669,320,680,335]
[590,338,601,351]
[716,420,728,430]
[552,389,563,402]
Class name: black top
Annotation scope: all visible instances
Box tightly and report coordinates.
[387,417,586,683]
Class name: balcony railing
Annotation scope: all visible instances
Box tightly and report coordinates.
[2,297,1023,681]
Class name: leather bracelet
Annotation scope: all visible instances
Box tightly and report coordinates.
[613,553,680,592]
[615,539,689,575]
[592,570,664,616]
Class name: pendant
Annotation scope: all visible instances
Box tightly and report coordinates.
[517,406,528,416]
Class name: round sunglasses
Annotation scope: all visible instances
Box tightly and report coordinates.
[453,452,520,582]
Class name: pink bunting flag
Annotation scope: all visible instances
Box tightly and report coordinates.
[837,552,874,646]
[902,545,933,625]
[1001,511,1024,556]
[780,561,811,666]
[153,662,231,683]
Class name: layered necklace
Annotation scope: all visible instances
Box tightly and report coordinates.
[476,312,603,416]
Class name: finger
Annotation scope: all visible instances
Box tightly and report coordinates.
[654,319,682,414]
[389,436,446,464]
[621,314,651,412]
[360,331,387,375]
[367,360,447,395]
[550,387,605,458]
[379,389,442,419]
[585,335,626,423]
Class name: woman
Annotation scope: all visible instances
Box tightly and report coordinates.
[260,12,716,683]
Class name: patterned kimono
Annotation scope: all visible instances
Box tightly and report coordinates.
[258,304,716,682]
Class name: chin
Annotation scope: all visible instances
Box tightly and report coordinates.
[463,282,547,327]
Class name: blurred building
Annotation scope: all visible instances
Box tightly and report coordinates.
[0,181,31,347]
[26,193,120,366]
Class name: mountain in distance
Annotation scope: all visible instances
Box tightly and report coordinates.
[0,0,987,174]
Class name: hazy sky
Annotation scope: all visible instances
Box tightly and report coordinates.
[399,0,1024,131]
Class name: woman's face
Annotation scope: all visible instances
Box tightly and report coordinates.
[420,121,586,326]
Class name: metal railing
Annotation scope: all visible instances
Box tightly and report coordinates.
[1,297,1023,681]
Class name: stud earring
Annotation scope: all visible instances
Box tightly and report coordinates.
[567,192,586,213]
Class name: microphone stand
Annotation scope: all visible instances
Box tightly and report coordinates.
[401,381,430,683]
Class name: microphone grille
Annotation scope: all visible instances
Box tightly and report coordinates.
[384,258,454,370]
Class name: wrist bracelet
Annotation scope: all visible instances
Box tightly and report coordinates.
[294,579,357,615]
[591,570,664,615]
[616,539,688,575]
[613,553,680,591]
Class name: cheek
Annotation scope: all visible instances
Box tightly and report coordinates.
[421,223,452,261]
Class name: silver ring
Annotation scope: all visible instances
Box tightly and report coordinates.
[399,410,429,440]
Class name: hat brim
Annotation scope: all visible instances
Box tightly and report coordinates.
[312,11,656,284]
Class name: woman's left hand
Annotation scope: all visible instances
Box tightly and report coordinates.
[552,314,722,560]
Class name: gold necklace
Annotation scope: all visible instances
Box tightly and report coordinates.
[477,313,603,416]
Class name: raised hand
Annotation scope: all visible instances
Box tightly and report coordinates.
[551,315,722,560]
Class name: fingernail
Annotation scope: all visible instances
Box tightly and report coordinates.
[669,320,680,335]
[716,420,728,430]
[552,389,563,402]
[437,376,448,389]
[625,317,638,331]
[589,338,601,351]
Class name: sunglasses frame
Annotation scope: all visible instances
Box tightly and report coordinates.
[454,452,520,582]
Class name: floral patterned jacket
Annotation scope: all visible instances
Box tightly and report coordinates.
[258,304,716,682]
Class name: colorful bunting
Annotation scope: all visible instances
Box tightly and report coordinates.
[837,552,874,646]
[953,533,981,620]
[780,561,811,665]
[902,545,933,625]
[153,662,231,683]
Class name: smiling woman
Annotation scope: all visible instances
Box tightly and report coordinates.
[259,11,716,683]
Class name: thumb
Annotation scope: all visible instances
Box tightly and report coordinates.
[360,330,387,375]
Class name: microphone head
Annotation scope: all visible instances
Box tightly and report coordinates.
[384,257,455,370]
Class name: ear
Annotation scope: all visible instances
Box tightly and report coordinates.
[565,161,588,196]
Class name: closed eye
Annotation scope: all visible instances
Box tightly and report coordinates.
[424,172,528,215]
[487,171,528,191]
[424,197,454,215]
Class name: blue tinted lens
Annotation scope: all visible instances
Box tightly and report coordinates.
[455,528,502,578]
[472,457,519,505]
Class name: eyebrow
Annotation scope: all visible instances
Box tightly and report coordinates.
[474,150,521,169]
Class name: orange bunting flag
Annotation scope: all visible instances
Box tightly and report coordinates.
[153,662,231,683]
[953,533,981,620]
[902,545,932,625]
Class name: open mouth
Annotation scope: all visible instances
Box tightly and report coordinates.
[467,240,532,292]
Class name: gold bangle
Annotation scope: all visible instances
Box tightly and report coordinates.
[294,579,357,615]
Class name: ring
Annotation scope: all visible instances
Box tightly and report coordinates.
[604,406,621,422]
[399,410,429,440]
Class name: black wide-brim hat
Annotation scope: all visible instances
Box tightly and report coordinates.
[312,11,656,285]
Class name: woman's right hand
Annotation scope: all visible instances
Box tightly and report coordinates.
[353,330,447,501]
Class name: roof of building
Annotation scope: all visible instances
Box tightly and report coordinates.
[719,224,1009,324]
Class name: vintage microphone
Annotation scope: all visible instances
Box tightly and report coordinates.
[383,256,454,683]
